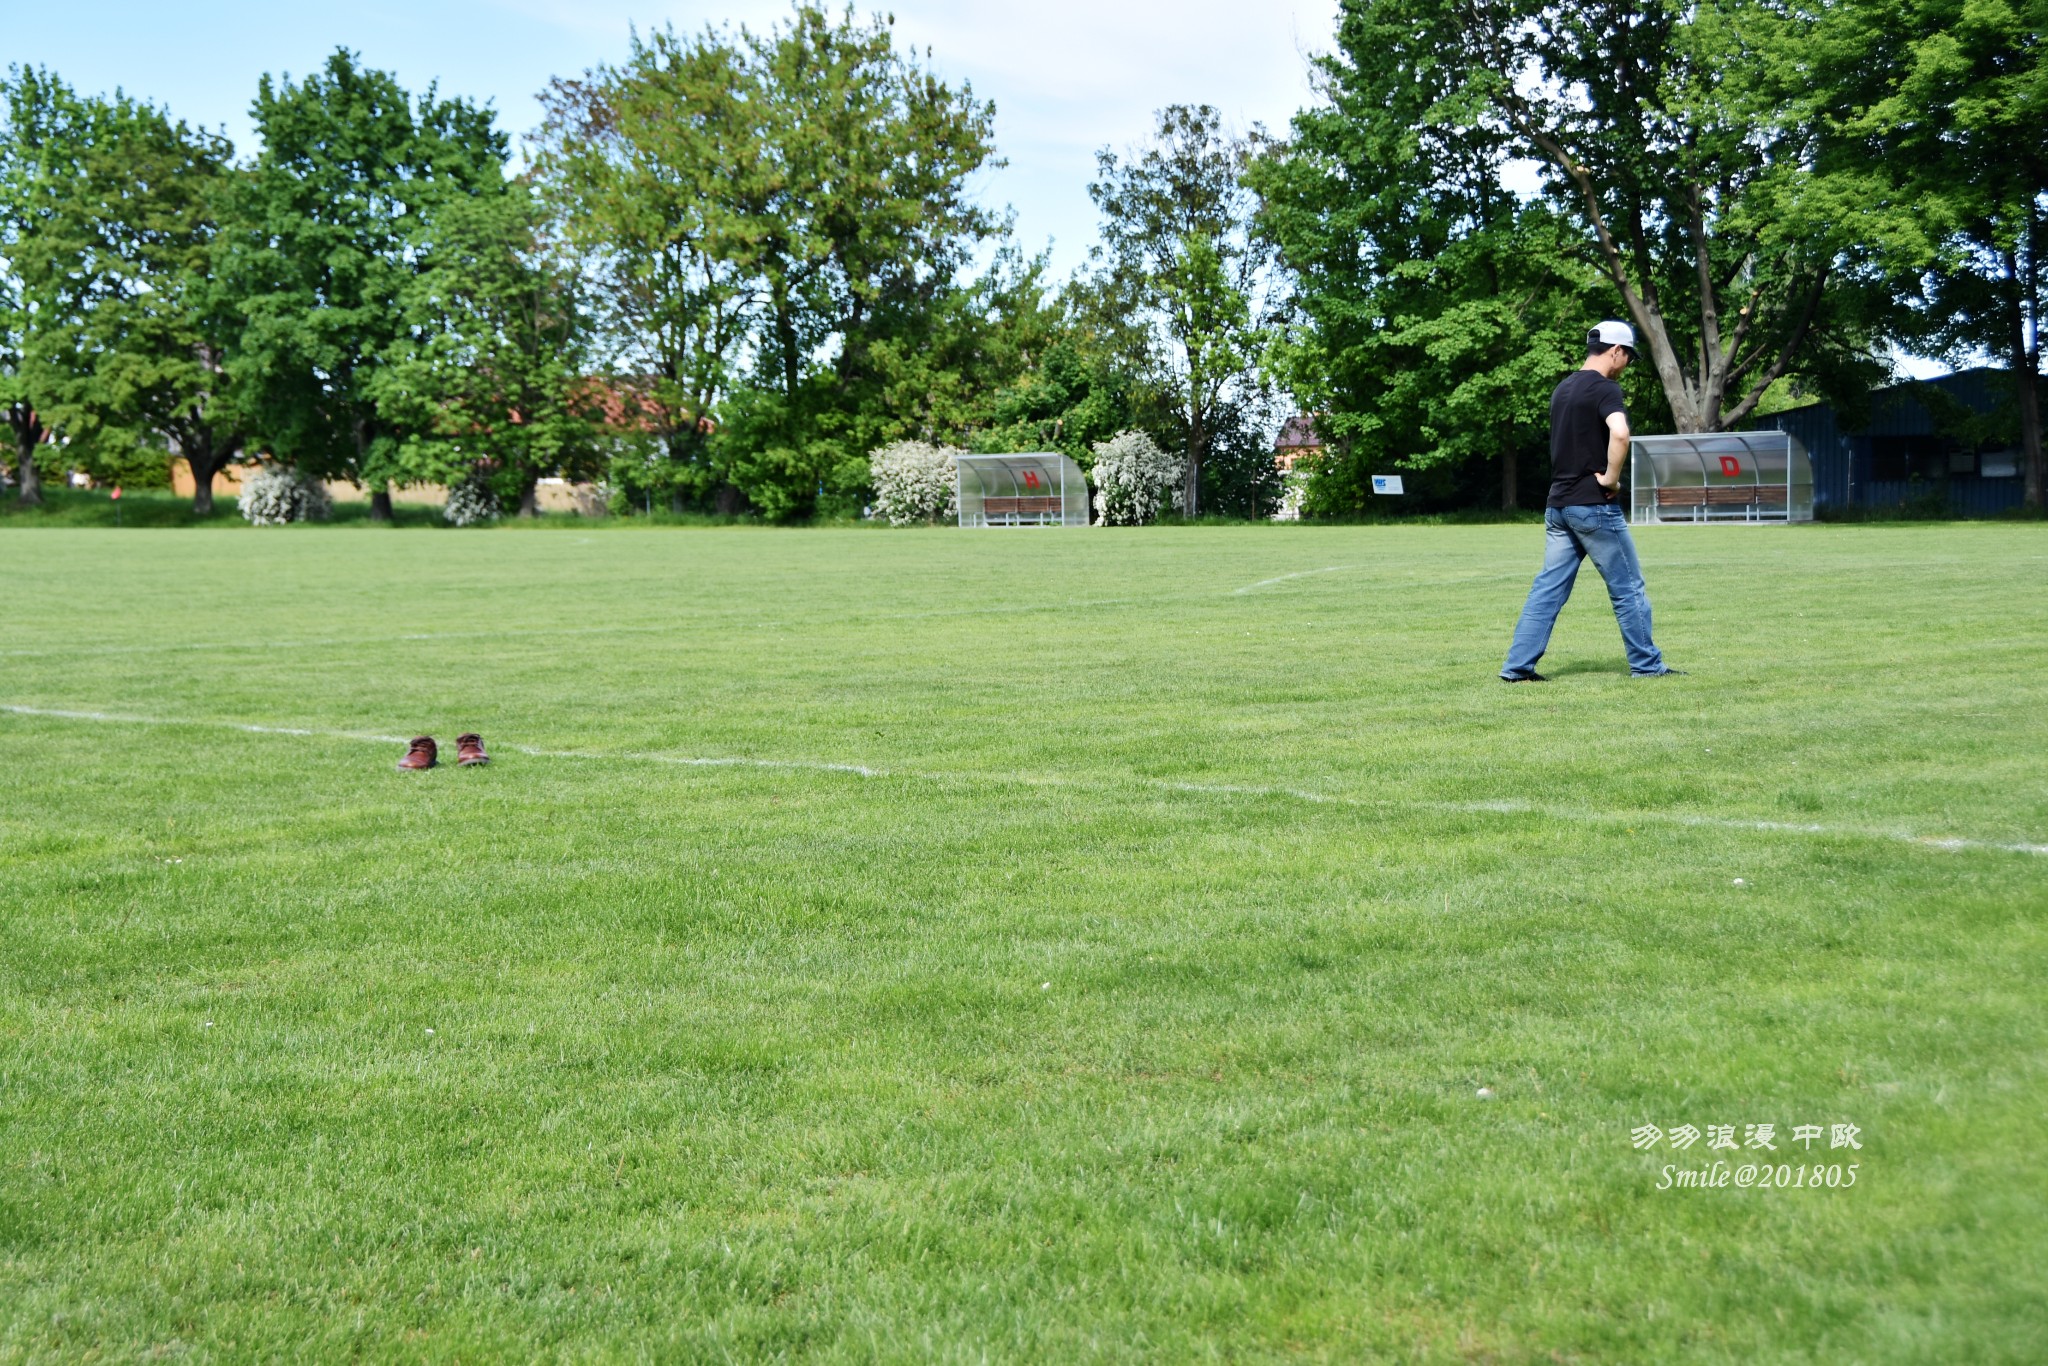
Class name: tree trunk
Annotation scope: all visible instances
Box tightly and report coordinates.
[352,413,392,522]
[10,409,46,508]
[715,483,744,516]
[517,471,540,518]
[16,444,40,507]
[186,434,238,517]
[2004,251,2044,511]
[1501,444,1518,511]
[1184,404,1206,519]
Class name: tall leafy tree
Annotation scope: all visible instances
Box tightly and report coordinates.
[975,320,1168,465]
[540,4,1004,519]
[535,25,760,511]
[1842,0,2047,507]
[8,79,245,511]
[0,67,93,507]
[1086,105,1276,516]
[370,186,601,515]
[227,49,509,520]
[1252,54,1618,512]
[837,244,1060,453]
[721,3,1004,518]
[1340,0,1892,433]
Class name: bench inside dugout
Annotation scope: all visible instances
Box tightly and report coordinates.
[956,453,1090,528]
[1629,432,1814,524]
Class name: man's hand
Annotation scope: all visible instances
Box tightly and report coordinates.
[1601,411,1630,499]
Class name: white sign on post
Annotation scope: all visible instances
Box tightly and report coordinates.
[1371,474,1405,495]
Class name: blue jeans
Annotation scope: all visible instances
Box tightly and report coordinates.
[1501,504,1668,677]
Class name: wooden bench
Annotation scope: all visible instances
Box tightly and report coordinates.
[1652,485,1788,520]
[982,496,1063,519]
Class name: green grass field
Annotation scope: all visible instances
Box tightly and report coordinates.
[3,521,2044,1362]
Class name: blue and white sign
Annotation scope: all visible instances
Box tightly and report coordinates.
[1371,474,1405,495]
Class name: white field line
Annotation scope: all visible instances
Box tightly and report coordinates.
[5,701,2044,858]
[1233,566,1361,595]
[505,742,883,779]
[0,703,412,746]
[0,705,879,779]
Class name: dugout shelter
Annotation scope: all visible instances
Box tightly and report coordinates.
[1629,431,1814,524]
[956,453,1089,528]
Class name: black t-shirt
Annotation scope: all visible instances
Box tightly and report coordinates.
[1546,368,1628,507]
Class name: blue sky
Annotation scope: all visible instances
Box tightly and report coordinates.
[10,0,1342,281]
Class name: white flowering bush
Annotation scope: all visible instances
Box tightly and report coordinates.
[443,471,501,527]
[1090,430,1185,526]
[237,465,332,526]
[868,440,959,526]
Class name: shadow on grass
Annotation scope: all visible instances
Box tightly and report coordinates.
[1541,659,1631,678]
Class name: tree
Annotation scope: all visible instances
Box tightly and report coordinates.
[1252,62,1619,512]
[226,49,509,520]
[538,4,1005,520]
[827,245,1059,465]
[1341,0,1893,434]
[535,24,759,512]
[973,332,1164,468]
[1844,0,2047,508]
[0,67,93,507]
[6,77,246,512]
[1086,105,1276,516]
[370,186,601,516]
[719,5,1006,518]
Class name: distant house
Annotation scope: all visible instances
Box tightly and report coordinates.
[1273,415,1324,472]
[1745,367,2030,517]
[1270,415,1325,521]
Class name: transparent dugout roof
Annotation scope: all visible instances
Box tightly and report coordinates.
[956,452,1089,528]
[1630,431,1813,523]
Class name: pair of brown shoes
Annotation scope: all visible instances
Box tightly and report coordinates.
[396,734,489,771]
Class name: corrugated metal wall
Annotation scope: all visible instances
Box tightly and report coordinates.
[1745,368,2030,516]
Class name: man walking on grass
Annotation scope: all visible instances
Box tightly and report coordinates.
[1500,320,1679,682]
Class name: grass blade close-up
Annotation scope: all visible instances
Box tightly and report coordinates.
[2,522,2044,1361]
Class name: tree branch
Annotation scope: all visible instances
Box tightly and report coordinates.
[1720,265,1829,428]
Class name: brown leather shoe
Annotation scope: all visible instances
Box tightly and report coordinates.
[397,736,438,771]
[455,733,490,767]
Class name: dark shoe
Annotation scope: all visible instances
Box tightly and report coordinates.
[455,733,490,767]
[1500,671,1549,683]
[397,736,438,770]
[1634,668,1688,677]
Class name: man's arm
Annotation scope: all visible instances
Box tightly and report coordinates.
[1594,411,1630,495]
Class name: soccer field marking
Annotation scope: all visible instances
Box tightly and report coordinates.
[504,741,883,778]
[1232,566,1362,594]
[0,703,412,746]
[1229,566,1519,596]
[5,701,2044,858]
[0,704,878,779]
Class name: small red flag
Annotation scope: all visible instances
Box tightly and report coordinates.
[111,485,123,500]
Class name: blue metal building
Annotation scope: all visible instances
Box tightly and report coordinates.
[1743,367,2029,516]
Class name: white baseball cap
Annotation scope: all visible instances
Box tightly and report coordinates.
[1590,320,1637,352]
